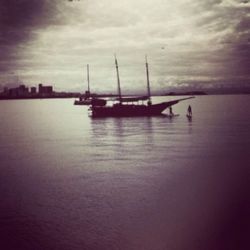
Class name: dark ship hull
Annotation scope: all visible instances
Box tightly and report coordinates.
[91,99,185,117]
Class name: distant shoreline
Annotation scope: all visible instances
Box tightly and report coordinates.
[0,93,80,100]
[1,92,250,100]
[164,91,207,96]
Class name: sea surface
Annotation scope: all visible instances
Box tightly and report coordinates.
[0,95,249,250]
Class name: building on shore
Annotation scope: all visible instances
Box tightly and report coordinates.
[38,84,53,95]
[0,83,83,99]
[30,87,37,94]
[0,84,54,98]
[3,85,29,98]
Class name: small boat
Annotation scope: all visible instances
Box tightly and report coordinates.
[90,56,194,117]
[75,97,106,106]
[74,96,92,105]
[74,64,92,105]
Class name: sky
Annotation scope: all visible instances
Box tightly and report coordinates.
[0,0,249,94]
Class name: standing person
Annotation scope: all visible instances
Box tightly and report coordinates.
[188,105,192,116]
[169,106,173,116]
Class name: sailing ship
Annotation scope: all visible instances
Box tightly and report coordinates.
[90,56,193,117]
[74,64,92,105]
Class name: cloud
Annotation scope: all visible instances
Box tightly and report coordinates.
[0,0,55,45]
[0,0,86,71]
[0,0,249,93]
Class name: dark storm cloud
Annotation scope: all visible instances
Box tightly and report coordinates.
[193,0,250,78]
[0,0,58,45]
[236,16,250,32]
[0,0,83,72]
[223,10,250,76]
[0,0,52,71]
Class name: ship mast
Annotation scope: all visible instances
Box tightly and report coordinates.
[145,55,152,105]
[115,54,122,104]
[87,64,90,93]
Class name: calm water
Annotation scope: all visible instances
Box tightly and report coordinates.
[0,96,249,250]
